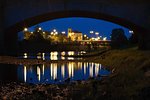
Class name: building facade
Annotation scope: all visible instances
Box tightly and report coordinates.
[68,28,83,41]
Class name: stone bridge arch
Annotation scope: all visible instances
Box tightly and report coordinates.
[1,0,150,55]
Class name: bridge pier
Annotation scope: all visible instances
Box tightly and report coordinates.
[4,30,18,56]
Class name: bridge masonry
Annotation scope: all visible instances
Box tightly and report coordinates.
[0,1,4,54]
[1,0,150,55]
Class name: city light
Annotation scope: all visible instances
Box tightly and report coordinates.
[53,29,56,32]
[24,28,28,31]
[95,32,99,35]
[55,32,58,35]
[62,31,66,34]
[129,30,134,34]
[38,27,42,30]
[103,37,107,41]
[51,32,54,35]
[90,31,94,34]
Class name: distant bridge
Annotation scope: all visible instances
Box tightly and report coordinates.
[79,40,111,45]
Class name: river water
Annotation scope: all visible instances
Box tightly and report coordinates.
[0,51,110,84]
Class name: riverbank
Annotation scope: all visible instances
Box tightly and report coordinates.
[0,47,150,99]
[84,46,150,99]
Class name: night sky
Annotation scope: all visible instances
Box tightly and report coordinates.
[18,17,131,40]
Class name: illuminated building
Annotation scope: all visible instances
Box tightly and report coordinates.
[24,31,31,40]
[68,28,83,41]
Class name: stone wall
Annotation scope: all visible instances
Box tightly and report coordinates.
[0,0,4,54]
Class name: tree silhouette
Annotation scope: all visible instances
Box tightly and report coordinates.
[28,26,44,42]
[129,33,138,44]
[111,28,128,48]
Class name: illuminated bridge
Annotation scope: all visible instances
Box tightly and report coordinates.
[0,0,150,55]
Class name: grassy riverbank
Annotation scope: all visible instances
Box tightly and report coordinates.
[84,46,150,99]
[0,46,150,99]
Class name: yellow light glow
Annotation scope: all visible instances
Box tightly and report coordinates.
[61,64,65,78]
[90,66,93,77]
[23,53,27,58]
[38,27,42,30]
[42,53,45,60]
[95,63,99,76]
[24,66,27,82]
[95,32,99,35]
[84,63,86,75]
[42,64,45,76]
[50,52,58,60]
[24,28,28,31]
[62,31,65,34]
[103,37,107,41]
[68,62,74,78]
[50,63,58,80]
[51,32,54,35]
[68,51,74,55]
[37,66,41,81]
[53,29,56,32]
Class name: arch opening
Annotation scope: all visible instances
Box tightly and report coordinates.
[4,10,148,55]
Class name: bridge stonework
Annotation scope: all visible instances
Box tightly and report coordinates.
[1,0,150,54]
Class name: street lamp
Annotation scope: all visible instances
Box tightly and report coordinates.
[95,32,99,35]
[62,31,66,34]
[90,30,93,34]
[51,32,54,35]
[103,37,107,41]
[84,34,87,37]
[129,30,134,34]
[38,27,42,30]
[53,29,56,32]
[24,28,28,32]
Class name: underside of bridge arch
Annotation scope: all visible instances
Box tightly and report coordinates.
[4,10,150,55]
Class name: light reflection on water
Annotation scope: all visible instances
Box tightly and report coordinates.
[18,62,110,84]
[20,51,85,60]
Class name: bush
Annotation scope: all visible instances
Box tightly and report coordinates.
[111,28,128,48]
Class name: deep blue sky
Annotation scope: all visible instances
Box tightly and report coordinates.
[18,17,131,40]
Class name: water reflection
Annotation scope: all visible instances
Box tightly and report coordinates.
[20,51,84,60]
[20,62,110,84]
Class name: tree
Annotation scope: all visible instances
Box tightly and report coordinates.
[28,26,44,42]
[110,28,128,48]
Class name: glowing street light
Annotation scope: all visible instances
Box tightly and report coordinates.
[38,27,42,30]
[62,31,66,34]
[53,29,56,32]
[129,30,134,34]
[51,32,54,35]
[90,31,94,34]
[103,37,107,41]
[95,32,99,35]
[55,32,58,35]
[24,28,28,32]
[84,34,87,37]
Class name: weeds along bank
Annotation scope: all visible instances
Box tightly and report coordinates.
[84,47,150,99]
